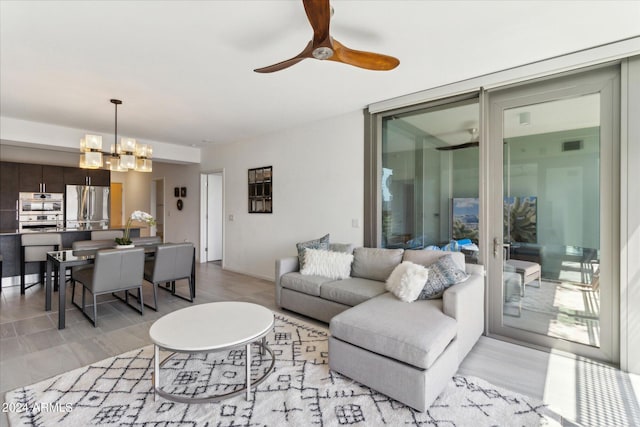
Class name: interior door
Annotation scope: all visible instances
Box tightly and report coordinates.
[207,173,223,261]
[486,65,619,363]
[110,182,123,227]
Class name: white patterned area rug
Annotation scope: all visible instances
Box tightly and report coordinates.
[5,313,563,426]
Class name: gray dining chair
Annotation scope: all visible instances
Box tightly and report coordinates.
[143,242,195,310]
[20,232,62,294]
[71,247,145,326]
[131,236,162,246]
[91,230,124,240]
[70,239,116,282]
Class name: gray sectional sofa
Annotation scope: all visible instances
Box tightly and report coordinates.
[275,246,485,412]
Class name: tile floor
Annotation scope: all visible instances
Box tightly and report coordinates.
[1,262,638,426]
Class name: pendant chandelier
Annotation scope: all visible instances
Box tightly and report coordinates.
[79,99,152,172]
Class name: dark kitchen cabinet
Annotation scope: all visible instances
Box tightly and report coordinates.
[0,162,19,210]
[63,167,110,186]
[18,163,64,193]
[0,210,18,231]
[88,169,111,186]
[0,162,20,230]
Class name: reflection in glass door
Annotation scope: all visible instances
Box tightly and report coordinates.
[380,97,480,255]
[487,67,619,362]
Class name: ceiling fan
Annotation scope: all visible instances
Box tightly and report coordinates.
[435,128,480,151]
[254,0,400,73]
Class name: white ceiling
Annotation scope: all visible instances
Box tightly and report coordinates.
[1,1,639,149]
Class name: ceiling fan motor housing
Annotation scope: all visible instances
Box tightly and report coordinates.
[312,46,333,60]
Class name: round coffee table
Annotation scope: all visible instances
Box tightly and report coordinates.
[149,301,275,403]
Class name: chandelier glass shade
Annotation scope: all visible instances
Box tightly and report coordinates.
[79,99,152,172]
[79,134,103,169]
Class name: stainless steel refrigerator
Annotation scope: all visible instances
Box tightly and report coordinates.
[65,185,110,228]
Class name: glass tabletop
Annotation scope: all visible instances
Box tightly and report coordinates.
[48,246,158,263]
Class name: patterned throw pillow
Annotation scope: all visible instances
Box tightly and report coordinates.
[296,234,330,269]
[417,254,469,300]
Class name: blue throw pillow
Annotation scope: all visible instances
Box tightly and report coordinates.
[417,254,469,300]
[296,234,330,269]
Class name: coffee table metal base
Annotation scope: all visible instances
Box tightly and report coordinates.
[153,338,275,404]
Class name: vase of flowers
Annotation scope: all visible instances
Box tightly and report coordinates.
[115,210,156,247]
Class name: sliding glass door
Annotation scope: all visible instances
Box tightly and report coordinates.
[486,66,619,362]
[379,96,480,255]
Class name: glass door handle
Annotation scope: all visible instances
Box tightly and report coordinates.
[493,237,500,258]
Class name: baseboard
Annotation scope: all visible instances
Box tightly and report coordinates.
[221,265,274,283]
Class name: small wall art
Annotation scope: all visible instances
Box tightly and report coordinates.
[248,166,272,213]
[181,187,187,197]
[174,187,180,197]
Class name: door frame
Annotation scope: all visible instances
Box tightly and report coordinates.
[200,169,225,265]
[483,65,620,363]
[150,177,165,240]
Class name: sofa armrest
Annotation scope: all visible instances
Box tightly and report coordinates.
[275,256,299,307]
[465,263,485,276]
[442,272,485,363]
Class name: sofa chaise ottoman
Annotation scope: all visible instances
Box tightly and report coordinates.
[275,245,485,411]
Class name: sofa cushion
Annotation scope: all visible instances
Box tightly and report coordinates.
[320,278,387,306]
[403,249,465,270]
[329,243,356,254]
[301,248,353,280]
[386,261,429,302]
[280,272,334,297]
[330,293,457,369]
[351,247,404,282]
[296,234,330,269]
[417,254,469,300]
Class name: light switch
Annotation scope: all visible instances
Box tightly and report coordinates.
[352,219,359,228]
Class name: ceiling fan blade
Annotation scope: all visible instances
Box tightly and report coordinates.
[435,141,479,151]
[303,0,331,44]
[329,39,400,71]
[254,41,314,73]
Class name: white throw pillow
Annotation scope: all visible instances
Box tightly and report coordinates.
[300,248,354,280]
[386,261,429,302]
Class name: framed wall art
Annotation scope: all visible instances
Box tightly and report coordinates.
[248,166,272,213]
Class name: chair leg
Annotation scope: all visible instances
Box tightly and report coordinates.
[71,280,76,306]
[82,286,86,311]
[153,283,158,310]
[39,262,45,290]
[20,251,26,295]
[112,289,145,315]
[92,294,98,327]
[138,287,144,315]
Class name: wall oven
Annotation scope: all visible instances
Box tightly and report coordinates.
[19,192,64,214]
[18,193,64,230]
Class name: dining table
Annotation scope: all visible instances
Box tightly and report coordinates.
[44,244,196,329]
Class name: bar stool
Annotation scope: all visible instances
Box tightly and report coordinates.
[20,233,62,295]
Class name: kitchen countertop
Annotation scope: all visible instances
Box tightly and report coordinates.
[0,227,139,236]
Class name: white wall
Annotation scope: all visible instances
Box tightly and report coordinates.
[200,111,365,280]
[151,162,201,256]
[0,117,201,164]
[0,143,79,166]
[111,171,152,236]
